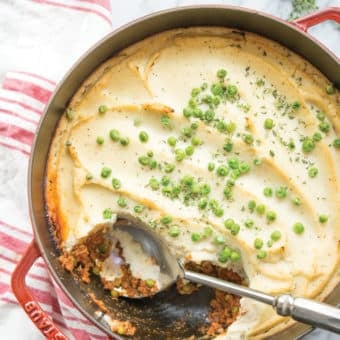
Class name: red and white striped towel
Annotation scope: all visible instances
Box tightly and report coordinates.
[0,1,112,339]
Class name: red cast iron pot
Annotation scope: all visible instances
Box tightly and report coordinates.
[11,5,340,340]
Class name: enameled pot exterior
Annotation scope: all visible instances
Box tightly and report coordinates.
[12,6,340,340]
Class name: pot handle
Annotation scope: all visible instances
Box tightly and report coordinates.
[11,241,68,340]
[292,7,340,32]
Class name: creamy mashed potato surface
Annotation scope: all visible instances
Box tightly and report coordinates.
[46,27,340,338]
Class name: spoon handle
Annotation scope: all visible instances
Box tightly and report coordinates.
[183,269,340,334]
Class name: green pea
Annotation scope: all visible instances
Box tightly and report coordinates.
[138,156,150,166]
[253,158,262,166]
[161,176,170,186]
[134,205,144,213]
[275,186,287,199]
[191,232,202,242]
[215,121,227,133]
[208,162,215,171]
[204,109,215,121]
[86,173,93,181]
[223,139,233,152]
[191,122,199,130]
[218,246,231,263]
[167,136,177,147]
[226,122,236,133]
[175,149,186,162]
[120,137,129,146]
[230,223,240,236]
[264,118,274,130]
[203,227,213,237]
[293,222,304,234]
[182,127,192,138]
[228,158,239,169]
[313,132,322,142]
[326,84,335,95]
[109,129,120,141]
[223,186,232,199]
[266,211,277,222]
[254,238,263,249]
[111,178,121,189]
[168,225,181,237]
[134,117,142,126]
[239,162,250,174]
[101,167,111,178]
[181,175,194,187]
[257,250,267,259]
[211,83,224,96]
[243,133,254,145]
[256,204,265,215]
[316,111,325,121]
[96,136,104,145]
[98,105,108,114]
[214,235,225,245]
[308,167,318,178]
[183,107,193,118]
[139,131,149,143]
[117,197,127,208]
[149,178,160,190]
[191,88,200,97]
[103,208,112,219]
[263,187,273,197]
[230,251,241,261]
[164,163,175,173]
[217,165,229,177]
[185,145,195,156]
[333,138,340,148]
[248,200,256,212]
[319,215,328,223]
[224,218,235,230]
[161,215,172,225]
[145,279,155,288]
[267,240,273,248]
[319,121,330,133]
[271,230,281,241]
[191,136,201,146]
[226,85,238,97]
[198,197,208,210]
[65,140,72,147]
[217,69,227,79]
[302,137,315,153]
[199,183,211,196]
[193,108,203,118]
[292,197,301,206]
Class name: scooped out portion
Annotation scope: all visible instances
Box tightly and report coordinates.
[47,26,340,339]
[59,222,244,336]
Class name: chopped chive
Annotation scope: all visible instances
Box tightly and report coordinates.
[86,173,93,181]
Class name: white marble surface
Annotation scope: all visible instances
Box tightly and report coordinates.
[109,1,340,340]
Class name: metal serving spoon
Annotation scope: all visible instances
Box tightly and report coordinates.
[112,213,340,334]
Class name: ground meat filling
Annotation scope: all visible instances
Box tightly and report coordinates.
[184,261,243,336]
[60,230,243,337]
